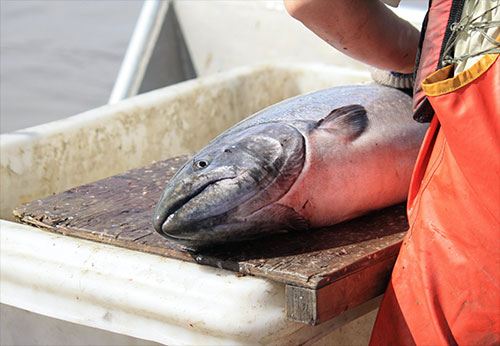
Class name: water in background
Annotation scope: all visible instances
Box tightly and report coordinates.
[0,1,142,133]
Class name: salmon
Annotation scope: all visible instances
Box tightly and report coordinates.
[153,84,427,247]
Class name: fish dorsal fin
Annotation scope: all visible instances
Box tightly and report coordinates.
[313,104,368,141]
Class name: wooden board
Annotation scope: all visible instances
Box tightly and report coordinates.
[14,154,408,325]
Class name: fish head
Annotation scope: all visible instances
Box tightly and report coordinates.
[153,122,306,247]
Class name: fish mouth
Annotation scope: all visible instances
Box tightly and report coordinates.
[153,176,238,238]
[154,230,204,247]
[157,222,249,248]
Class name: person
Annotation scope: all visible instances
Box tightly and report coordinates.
[284,0,500,344]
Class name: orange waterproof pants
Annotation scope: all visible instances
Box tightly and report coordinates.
[370,52,500,345]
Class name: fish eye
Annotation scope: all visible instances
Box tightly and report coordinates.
[194,159,209,169]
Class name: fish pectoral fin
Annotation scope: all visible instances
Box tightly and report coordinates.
[280,204,310,231]
[312,104,368,141]
[249,203,310,232]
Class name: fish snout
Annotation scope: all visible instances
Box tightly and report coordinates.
[152,201,198,243]
[152,171,241,241]
[157,210,223,247]
[152,212,164,234]
[160,211,186,237]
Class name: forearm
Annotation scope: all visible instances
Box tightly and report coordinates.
[284,0,420,73]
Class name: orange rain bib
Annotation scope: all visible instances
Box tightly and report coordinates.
[370,51,500,344]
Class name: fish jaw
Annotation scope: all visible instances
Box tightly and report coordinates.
[152,165,241,235]
[152,122,306,246]
[158,202,309,247]
[157,174,251,236]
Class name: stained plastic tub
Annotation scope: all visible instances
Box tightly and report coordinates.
[1,63,372,345]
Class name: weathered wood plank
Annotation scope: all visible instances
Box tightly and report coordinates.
[14,155,196,263]
[14,155,407,289]
[193,208,406,288]
[286,244,399,324]
[14,154,408,323]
